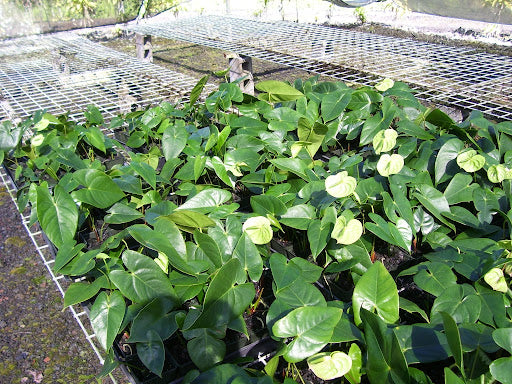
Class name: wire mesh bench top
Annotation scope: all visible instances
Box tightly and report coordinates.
[126,14,512,121]
[0,32,213,122]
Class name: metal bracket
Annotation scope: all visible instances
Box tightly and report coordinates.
[135,33,153,62]
[227,53,254,95]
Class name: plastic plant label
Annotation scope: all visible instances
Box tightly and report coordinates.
[325,171,357,198]
[377,154,404,177]
[484,268,508,293]
[307,351,352,380]
[242,216,273,244]
[373,129,398,154]
[457,149,485,173]
[375,78,394,92]
[332,216,363,245]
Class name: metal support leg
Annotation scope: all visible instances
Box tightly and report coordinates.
[135,33,153,63]
[227,53,254,95]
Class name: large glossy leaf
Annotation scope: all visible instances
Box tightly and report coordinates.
[492,328,512,354]
[63,275,108,307]
[188,259,255,329]
[177,188,231,213]
[256,80,304,102]
[352,261,399,325]
[359,98,396,145]
[194,230,222,269]
[187,330,226,371]
[270,253,323,290]
[270,158,310,180]
[321,90,352,122]
[189,75,209,106]
[162,121,188,161]
[84,125,106,153]
[413,262,457,297]
[443,173,478,204]
[90,291,125,350]
[129,298,177,343]
[435,138,464,184]
[361,309,410,384]
[250,195,287,216]
[104,202,143,224]
[297,118,328,158]
[441,312,464,378]
[490,358,512,384]
[72,169,125,208]
[128,225,202,275]
[0,120,24,150]
[130,161,156,190]
[272,306,343,362]
[110,250,178,303]
[280,204,316,230]
[233,232,263,281]
[394,325,450,364]
[430,285,481,324]
[307,219,332,259]
[346,343,363,384]
[137,334,165,377]
[413,184,455,232]
[36,184,78,248]
[190,364,272,384]
[166,210,215,232]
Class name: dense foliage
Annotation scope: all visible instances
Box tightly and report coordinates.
[1,77,512,383]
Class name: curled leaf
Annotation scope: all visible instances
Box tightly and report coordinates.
[31,134,45,147]
[484,268,508,293]
[242,216,273,245]
[373,129,398,154]
[487,164,508,183]
[375,78,395,92]
[457,149,485,173]
[377,154,404,177]
[307,351,352,380]
[325,171,357,198]
[332,217,363,245]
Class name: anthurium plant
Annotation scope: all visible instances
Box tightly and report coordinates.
[2,75,512,384]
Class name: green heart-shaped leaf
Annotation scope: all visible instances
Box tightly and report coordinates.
[352,261,399,325]
[457,149,485,172]
[377,154,404,177]
[373,129,398,154]
[487,164,508,183]
[272,306,343,362]
[325,171,357,198]
[242,216,273,245]
[375,78,394,92]
[484,268,508,293]
[307,351,352,380]
[331,217,363,245]
[36,184,78,248]
[90,291,125,351]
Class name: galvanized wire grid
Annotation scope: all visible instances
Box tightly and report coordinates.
[0,32,213,123]
[0,167,119,383]
[127,15,512,120]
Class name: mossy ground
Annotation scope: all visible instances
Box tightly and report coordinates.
[0,186,129,383]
